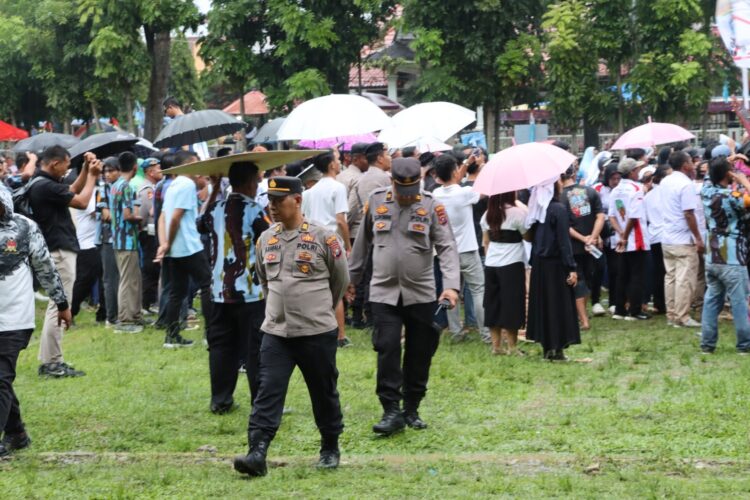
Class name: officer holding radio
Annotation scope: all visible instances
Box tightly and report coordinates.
[348,157,460,436]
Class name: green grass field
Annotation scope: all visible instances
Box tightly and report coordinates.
[2,303,750,498]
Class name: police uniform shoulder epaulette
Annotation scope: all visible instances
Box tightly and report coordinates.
[371,186,389,196]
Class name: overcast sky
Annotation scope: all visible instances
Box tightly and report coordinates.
[194,0,211,14]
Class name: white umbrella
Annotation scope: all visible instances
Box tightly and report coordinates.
[276,94,392,141]
[380,102,476,145]
[401,136,453,153]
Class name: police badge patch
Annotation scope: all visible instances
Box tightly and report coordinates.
[326,235,342,259]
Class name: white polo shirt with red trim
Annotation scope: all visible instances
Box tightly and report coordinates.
[608,178,650,252]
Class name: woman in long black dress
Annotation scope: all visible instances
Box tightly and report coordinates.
[526,178,580,361]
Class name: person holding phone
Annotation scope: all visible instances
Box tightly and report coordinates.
[347,158,460,435]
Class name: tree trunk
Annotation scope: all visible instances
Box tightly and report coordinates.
[583,114,599,150]
[144,27,172,141]
[616,69,625,135]
[63,118,71,135]
[91,102,102,133]
[484,104,495,152]
[124,87,135,134]
[238,85,247,151]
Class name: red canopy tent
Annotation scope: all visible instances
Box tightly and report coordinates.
[222,90,270,116]
[0,120,28,141]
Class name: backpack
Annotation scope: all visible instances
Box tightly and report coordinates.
[12,177,43,218]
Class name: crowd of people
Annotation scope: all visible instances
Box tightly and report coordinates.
[1,117,748,473]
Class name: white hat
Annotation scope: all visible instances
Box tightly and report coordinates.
[638,165,656,181]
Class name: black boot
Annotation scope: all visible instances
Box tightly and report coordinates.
[233,430,270,477]
[372,402,405,436]
[2,431,31,451]
[317,434,340,469]
[403,401,427,430]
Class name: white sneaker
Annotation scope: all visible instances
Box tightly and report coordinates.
[592,303,606,316]
[612,314,625,320]
[608,305,616,314]
[675,318,702,328]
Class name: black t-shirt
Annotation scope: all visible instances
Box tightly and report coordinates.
[561,184,603,255]
[28,171,79,253]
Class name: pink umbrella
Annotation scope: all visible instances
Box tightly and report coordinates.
[473,142,577,196]
[298,133,377,151]
[611,121,694,150]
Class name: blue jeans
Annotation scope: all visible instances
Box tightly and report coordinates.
[701,264,750,351]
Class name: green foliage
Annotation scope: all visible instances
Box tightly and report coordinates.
[169,34,204,111]
[0,16,33,120]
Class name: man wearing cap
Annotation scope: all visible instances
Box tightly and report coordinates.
[348,142,392,328]
[138,157,163,314]
[348,157,460,436]
[234,176,349,477]
[198,159,269,415]
[608,157,651,321]
[660,151,704,328]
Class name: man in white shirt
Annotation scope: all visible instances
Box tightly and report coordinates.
[659,151,704,328]
[301,149,351,347]
[608,158,651,320]
[644,164,672,315]
[433,154,489,342]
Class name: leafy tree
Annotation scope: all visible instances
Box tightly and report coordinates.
[200,0,395,111]
[401,0,547,150]
[78,0,200,140]
[169,33,204,112]
[0,16,34,125]
[628,0,729,122]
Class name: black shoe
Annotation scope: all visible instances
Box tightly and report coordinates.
[403,411,428,430]
[737,348,750,356]
[632,313,652,320]
[317,448,340,469]
[210,402,237,415]
[2,431,31,451]
[38,362,85,378]
[0,443,9,458]
[372,404,405,436]
[233,432,270,477]
[163,334,194,349]
[317,434,340,469]
[701,346,715,354]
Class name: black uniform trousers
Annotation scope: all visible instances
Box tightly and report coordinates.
[71,247,104,321]
[207,300,265,408]
[0,329,33,436]
[371,299,440,409]
[163,251,212,338]
[138,232,160,309]
[248,330,343,441]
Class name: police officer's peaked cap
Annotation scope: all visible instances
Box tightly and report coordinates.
[266,176,303,197]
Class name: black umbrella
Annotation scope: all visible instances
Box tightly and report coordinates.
[153,109,245,148]
[13,133,80,154]
[253,117,286,143]
[68,131,139,167]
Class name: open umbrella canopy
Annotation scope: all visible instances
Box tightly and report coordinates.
[154,110,246,148]
[298,133,377,151]
[13,133,79,154]
[379,102,476,147]
[473,142,577,196]
[611,122,695,150]
[276,94,392,141]
[68,131,139,167]
[253,117,286,143]
[0,120,29,141]
[160,150,327,177]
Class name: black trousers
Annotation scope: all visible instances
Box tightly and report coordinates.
[351,245,373,323]
[590,252,606,305]
[371,300,440,409]
[615,250,646,316]
[138,233,160,309]
[0,329,32,436]
[650,243,667,313]
[207,301,265,408]
[249,330,343,441]
[163,252,212,338]
[71,247,104,321]
[604,246,619,309]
